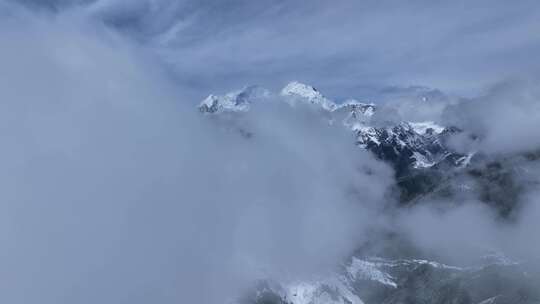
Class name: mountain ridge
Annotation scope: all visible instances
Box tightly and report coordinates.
[198,81,463,173]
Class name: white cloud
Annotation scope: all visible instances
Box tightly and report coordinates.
[0,10,394,303]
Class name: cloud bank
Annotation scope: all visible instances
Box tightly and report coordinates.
[443,79,540,155]
[0,8,394,303]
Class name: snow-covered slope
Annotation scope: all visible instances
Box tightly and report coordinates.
[355,122,457,171]
[199,85,271,113]
[238,254,526,304]
[280,81,338,111]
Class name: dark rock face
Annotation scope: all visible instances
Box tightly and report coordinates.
[354,123,468,204]
[357,123,539,218]
[360,124,447,172]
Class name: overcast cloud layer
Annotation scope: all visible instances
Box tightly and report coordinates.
[0,8,395,303]
[8,0,540,100]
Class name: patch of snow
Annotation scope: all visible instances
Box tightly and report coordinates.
[284,278,364,304]
[455,152,475,167]
[412,151,435,168]
[364,107,375,117]
[338,99,376,117]
[409,121,445,135]
[408,259,465,271]
[366,257,466,271]
[477,295,500,304]
[346,258,397,288]
[285,282,318,304]
[457,183,473,191]
[199,86,270,113]
[481,252,520,266]
[354,125,380,146]
[281,81,337,111]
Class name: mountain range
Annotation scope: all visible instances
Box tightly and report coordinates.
[199,81,468,170]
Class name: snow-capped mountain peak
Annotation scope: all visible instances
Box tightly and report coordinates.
[280,81,337,111]
[337,99,376,117]
[199,85,271,113]
[409,121,445,136]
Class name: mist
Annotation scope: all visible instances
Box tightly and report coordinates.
[0,8,396,303]
[397,80,540,265]
[2,1,540,303]
[443,79,540,155]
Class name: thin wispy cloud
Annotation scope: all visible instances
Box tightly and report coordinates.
[11,0,540,100]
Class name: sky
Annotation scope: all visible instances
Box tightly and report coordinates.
[1,1,540,303]
[8,0,540,101]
